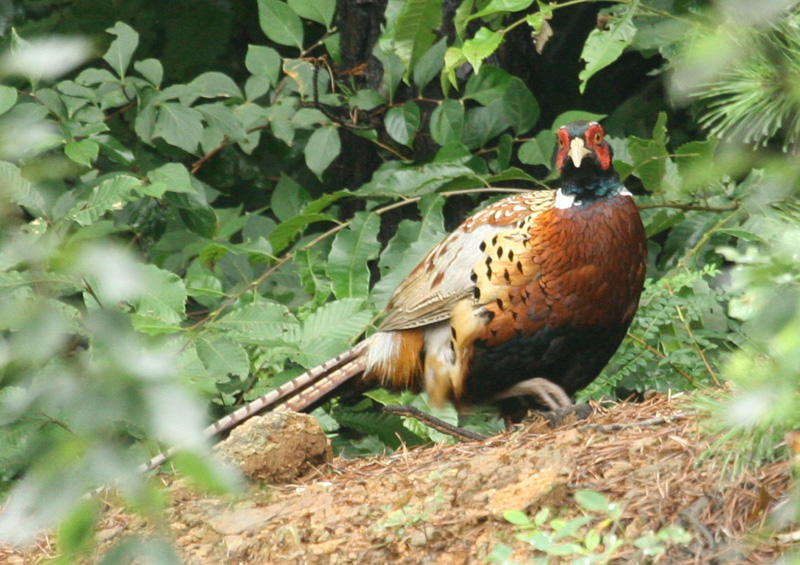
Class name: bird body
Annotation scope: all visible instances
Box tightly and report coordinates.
[142,121,647,472]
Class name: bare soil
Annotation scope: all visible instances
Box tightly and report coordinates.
[1,392,796,564]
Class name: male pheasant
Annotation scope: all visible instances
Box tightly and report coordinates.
[143,121,647,471]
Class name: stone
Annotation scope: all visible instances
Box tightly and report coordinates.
[214,411,333,483]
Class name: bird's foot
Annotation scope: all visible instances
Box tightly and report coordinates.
[493,377,572,411]
[537,402,593,427]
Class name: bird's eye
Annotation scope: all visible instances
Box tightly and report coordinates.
[558,136,567,148]
[593,132,604,144]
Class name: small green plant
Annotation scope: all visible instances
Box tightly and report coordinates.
[374,483,445,539]
[490,490,692,564]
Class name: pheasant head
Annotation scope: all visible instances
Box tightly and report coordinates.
[554,121,621,206]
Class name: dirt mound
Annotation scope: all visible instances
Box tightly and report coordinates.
[1,392,795,564]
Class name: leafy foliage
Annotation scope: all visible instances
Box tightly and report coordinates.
[491,490,692,563]
[0,0,799,560]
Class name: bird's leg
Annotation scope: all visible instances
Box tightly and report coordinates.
[493,377,572,410]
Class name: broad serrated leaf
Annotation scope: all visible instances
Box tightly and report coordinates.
[578,1,639,93]
[215,301,299,344]
[287,0,335,28]
[103,22,139,78]
[462,28,503,76]
[305,126,341,178]
[131,264,187,325]
[68,174,141,226]
[196,336,249,379]
[292,299,374,364]
[327,212,381,299]
[64,139,99,167]
[385,101,421,147]
[430,99,464,146]
[258,0,304,49]
[358,162,479,197]
[154,103,203,154]
[269,212,333,254]
[0,162,45,213]
[390,0,443,75]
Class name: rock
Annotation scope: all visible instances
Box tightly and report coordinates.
[214,411,332,483]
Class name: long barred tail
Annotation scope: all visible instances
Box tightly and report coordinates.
[139,338,372,474]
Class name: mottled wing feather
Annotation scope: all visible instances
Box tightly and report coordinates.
[379,191,556,332]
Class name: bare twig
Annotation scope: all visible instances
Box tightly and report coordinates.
[382,405,488,442]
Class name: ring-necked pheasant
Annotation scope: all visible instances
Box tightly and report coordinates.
[143,121,647,471]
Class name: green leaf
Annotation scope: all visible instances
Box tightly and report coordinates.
[413,38,447,92]
[134,58,163,87]
[154,102,204,154]
[196,336,249,378]
[177,202,219,239]
[551,110,607,129]
[385,101,421,147]
[469,0,533,21]
[501,77,539,135]
[464,66,512,105]
[0,85,18,116]
[373,47,405,102]
[305,126,341,179]
[132,264,188,325]
[390,0,443,75]
[269,213,333,254]
[627,112,669,193]
[358,163,479,197]
[271,173,311,222]
[578,2,639,93]
[430,99,464,146]
[245,45,281,87]
[215,301,299,344]
[503,509,531,526]
[189,72,243,100]
[103,22,139,78]
[68,174,142,226]
[287,0,336,28]
[64,139,99,168]
[327,212,381,299]
[294,299,373,365]
[351,89,387,111]
[0,161,45,213]
[258,0,304,49]
[462,100,510,149]
[518,129,555,168]
[462,28,504,76]
[574,490,612,513]
[57,499,99,559]
[146,163,195,196]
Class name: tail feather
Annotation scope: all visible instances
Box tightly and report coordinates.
[139,338,372,473]
[276,356,368,412]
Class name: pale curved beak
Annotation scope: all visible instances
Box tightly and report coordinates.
[569,137,591,168]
